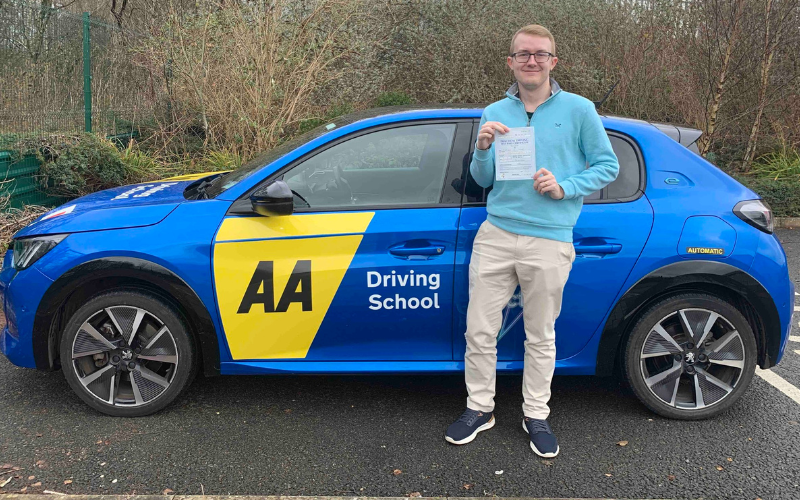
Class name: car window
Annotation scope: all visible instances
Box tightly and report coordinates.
[205,125,335,198]
[606,135,640,200]
[462,131,640,204]
[283,124,456,209]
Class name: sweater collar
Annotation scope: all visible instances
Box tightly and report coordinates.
[506,77,561,101]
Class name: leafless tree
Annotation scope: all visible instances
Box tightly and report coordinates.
[696,0,747,155]
[110,0,128,28]
[742,0,800,169]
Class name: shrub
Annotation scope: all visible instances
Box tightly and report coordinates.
[0,198,49,251]
[734,175,800,217]
[0,133,21,152]
[297,118,327,135]
[135,0,382,159]
[748,149,800,181]
[120,144,242,184]
[376,91,413,107]
[38,134,127,198]
[120,144,175,183]
[296,104,356,135]
[200,150,242,172]
[0,133,46,162]
[327,103,354,119]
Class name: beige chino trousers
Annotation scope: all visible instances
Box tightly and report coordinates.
[465,220,575,419]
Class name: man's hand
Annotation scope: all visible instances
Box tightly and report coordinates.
[533,168,564,200]
[476,121,510,150]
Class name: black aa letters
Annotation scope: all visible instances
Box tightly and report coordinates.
[238,261,275,313]
[237,260,312,314]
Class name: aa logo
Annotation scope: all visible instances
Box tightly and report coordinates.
[238,260,312,314]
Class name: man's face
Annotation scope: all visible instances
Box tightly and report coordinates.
[507,34,558,91]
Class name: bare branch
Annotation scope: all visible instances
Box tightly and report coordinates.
[110,0,129,29]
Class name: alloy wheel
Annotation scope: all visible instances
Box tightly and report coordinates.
[639,308,745,410]
[71,305,179,407]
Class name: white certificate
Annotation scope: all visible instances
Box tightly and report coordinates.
[495,127,536,181]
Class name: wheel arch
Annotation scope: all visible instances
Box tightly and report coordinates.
[595,260,780,376]
[33,257,221,376]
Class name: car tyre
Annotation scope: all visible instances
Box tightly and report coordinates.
[624,292,757,420]
[60,290,195,417]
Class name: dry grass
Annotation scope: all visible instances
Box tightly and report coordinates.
[3,0,800,168]
[0,197,50,251]
[133,0,386,159]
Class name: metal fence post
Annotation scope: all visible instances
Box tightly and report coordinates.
[83,12,92,133]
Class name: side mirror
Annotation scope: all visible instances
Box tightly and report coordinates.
[250,180,294,216]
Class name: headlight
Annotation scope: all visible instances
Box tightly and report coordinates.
[733,199,773,234]
[12,234,67,271]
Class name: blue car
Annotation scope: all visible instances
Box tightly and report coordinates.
[0,107,793,419]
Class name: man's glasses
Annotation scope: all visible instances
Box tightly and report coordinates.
[510,51,554,63]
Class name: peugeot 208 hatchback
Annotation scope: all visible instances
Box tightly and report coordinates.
[1,107,793,419]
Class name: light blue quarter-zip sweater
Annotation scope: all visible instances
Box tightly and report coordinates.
[470,78,619,243]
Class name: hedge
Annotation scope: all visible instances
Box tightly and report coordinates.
[734,175,800,218]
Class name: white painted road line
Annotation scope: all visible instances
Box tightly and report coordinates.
[795,350,800,356]
[790,336,800,342]
[756,367,800,405]
[795,306,800,311]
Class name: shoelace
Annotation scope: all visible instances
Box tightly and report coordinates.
[525,418,551,434]
[457,409,483,426]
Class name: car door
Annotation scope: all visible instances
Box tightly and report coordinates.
[213,120,472,362]
[452,126,654,364]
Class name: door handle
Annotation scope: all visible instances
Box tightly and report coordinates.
[575,243,622,255]
[389,246,445,257]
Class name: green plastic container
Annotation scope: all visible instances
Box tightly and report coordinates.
[0,151,69,210]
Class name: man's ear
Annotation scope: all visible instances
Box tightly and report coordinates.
[550,56,558,71]
[506,56,514,71]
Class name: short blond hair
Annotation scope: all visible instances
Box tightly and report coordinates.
[510,25,556,56]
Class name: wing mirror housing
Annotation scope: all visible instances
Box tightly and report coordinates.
[250,180,293,216]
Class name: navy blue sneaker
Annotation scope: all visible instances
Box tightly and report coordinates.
[445,408,495,445]
[523,417,559,457]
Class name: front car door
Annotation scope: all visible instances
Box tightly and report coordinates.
[453,125,654,372]
[213,120,471,364]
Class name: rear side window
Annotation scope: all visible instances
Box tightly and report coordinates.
[606,135,640,200]
[462,131,642,204]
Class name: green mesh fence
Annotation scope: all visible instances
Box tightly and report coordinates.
[0,1,155,138]
[0,0,159,208]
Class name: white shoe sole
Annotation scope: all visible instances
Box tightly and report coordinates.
[445,416,495,445]
[522,420,560,458]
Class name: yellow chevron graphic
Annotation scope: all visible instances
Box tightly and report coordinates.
[215,212,374,242]
[213,213,374,360]
[160,171,229,181]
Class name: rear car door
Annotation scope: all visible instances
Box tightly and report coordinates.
[213,120,472,362]
[453,126,654,365]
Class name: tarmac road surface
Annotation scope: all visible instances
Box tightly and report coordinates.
[1,229,799,499]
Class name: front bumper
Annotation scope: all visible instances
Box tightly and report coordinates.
[785,278,795,360]
[0,249,55,369]
[747,232,794,367]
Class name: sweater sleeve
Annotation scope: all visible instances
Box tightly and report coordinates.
[559,103,620,200]
[469,112,495,188]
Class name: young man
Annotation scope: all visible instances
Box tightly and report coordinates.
[445,25,619,457]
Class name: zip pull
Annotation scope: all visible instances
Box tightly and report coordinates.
[519,101,532,127]
[528,88,558,126]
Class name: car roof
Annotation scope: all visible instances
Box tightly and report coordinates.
[334,105,702,152]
